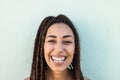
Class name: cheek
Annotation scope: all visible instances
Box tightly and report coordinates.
[44,44,53,53]
[44,44,48,60]
[44,44,53,58]
[69,45,75,54]
[70,45,75,58]
[67,45,75,59]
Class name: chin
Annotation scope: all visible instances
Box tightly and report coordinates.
[50,67,68,72]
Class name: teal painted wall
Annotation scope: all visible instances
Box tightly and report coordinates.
[0,0,120,80]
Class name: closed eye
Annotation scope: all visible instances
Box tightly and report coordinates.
[48,40,56,44]
[63,41,72,45]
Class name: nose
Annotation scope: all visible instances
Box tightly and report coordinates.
[55,42,64,53]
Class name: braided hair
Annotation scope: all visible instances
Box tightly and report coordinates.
[30,14,84,80]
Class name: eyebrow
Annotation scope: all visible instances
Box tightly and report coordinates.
[63,35,73,38]
[47,35,73,38]
[47,35,56,38]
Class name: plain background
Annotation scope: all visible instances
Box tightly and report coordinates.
[0,0,120,80]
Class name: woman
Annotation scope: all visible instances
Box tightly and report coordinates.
[25,14,89,80]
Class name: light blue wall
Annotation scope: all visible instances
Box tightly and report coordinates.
[0,0,120,80]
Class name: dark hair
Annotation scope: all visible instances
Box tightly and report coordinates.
[30,14,84,80]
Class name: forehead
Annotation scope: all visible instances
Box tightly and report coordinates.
[46,23,74,37]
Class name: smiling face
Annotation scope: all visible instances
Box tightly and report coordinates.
[44,23,75,72]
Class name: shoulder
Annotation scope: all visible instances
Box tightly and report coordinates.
[24,77,30,80]
[84,77,89,80]
[24,76,89,80]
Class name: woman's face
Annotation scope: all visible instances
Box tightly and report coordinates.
[44,23,75,72]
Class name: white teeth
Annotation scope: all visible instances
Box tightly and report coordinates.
[52,56,65,61]
[51,56,66,62]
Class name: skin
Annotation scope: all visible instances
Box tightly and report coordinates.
[24,77,89,80]
[44,23,75,80]
[24,23,89,80]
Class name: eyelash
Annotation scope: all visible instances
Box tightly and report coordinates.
[48,40,56,43]
[63,41,72,44]
[47,40,72,44]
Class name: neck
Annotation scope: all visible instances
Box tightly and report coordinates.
[46,68,70,80]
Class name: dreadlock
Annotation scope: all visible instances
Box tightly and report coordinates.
[30,14,84,80]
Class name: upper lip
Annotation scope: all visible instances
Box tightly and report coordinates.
[50,55,67,61]
[50,55,67,57]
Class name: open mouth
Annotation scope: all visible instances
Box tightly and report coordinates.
[51,56,67,64]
